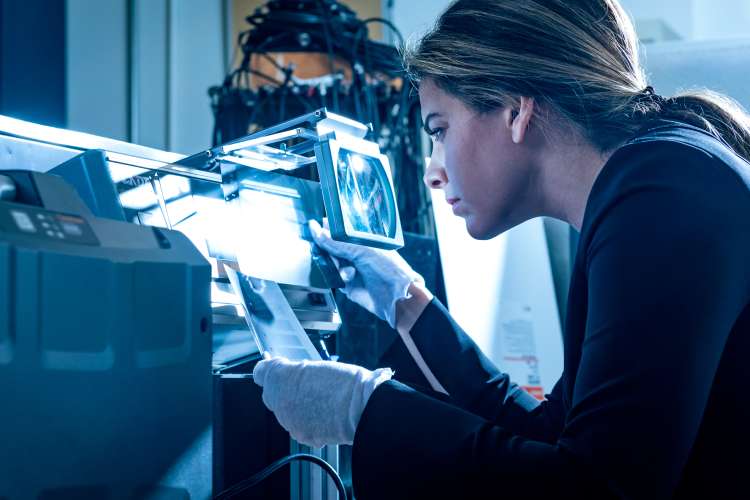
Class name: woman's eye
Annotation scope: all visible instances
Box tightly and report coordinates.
[428,127,445,141]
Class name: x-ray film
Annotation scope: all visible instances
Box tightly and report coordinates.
[315,134,404,249]
[226,267,321,361]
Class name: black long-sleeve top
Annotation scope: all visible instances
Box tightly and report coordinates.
[351,122,750,499]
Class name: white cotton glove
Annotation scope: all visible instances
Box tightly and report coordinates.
[309,219,423,329]
[253,356,393,448]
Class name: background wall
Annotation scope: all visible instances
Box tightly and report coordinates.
[389,0,750,43]
[622,0,750,41]
[0,0,66,128]
[66,0,224,153]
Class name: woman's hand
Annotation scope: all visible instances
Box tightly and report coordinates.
[253,356,393,448]
[309,220,425,329]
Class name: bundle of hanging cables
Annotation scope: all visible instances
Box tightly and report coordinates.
[210,0,404,140]
[208,0,434,235]
[213,453,348,500]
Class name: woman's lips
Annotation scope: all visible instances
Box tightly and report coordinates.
[447,198,464,215]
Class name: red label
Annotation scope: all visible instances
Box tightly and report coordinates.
[522,386,546,401]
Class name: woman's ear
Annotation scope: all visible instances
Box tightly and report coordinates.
[507,97,535,144]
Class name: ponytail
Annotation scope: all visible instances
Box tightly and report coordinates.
[658,90,750,161]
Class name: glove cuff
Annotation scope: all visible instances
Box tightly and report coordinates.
[362,367,394,401]
[346,367,394,446]
[384,271,424,329]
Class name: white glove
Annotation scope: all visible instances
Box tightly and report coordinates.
[309,219,423,329]
[253,356,393,448]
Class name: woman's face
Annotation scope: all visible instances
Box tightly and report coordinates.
[419,79,538,239]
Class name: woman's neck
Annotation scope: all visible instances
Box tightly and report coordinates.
[535,128,617,231]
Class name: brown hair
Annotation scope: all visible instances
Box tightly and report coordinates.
[404,0,750,159]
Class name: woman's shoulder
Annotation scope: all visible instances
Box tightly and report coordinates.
[584,123,750,225]
[579,122,750,250]
[610,122,747,192]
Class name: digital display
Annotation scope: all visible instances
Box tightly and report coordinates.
[335,150,396,238]
[60,221,83,236]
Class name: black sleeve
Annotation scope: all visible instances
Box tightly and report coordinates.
[390,298,565,442]
[352,152,750,499]
[353,380,609,499]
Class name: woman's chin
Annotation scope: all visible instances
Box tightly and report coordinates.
[464,217,494,240]
[465,215,515,240]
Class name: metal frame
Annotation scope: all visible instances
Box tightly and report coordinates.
[174,107,371,174]
[169,107,404,250]
[315,133,404,250]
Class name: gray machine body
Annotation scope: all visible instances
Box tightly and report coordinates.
[0,115,343,499]
[0,170,213,499]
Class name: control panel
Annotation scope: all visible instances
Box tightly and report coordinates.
[0,202,99,246]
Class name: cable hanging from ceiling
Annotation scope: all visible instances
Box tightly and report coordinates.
[208,0,434,236]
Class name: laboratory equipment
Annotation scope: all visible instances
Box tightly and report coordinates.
[0,169,212,498]
[174,108,404,250]
[0,108,403,499]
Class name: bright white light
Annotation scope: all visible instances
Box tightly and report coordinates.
[118,183,158,210]
[352,197,367,214]
[349,154,367,174]
[108,163,150,183]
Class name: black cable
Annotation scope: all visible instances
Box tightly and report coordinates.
[361,17,405,48]
[210,0,431,232]
[363,37,380,137]
[351,63,365,122]
[244,67,284,87]
[259,52,286,73]
[213,453,348,500]
[316,0,340,111]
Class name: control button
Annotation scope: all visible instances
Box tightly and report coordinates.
[41,222,50,229]
[36,213,45,220]
[11,210,36,233]
[56,232,64,239]
[46,230,55,237]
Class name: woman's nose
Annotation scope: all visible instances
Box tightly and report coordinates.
[423,152,448,190]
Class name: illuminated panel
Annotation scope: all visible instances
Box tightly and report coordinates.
[315,135,404,249]
[336,149,396,238]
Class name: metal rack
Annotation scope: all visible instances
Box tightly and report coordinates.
[172,108,370,175]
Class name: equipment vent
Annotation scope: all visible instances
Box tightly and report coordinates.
[38,485,110,499]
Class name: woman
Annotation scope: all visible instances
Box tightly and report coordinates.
[253,0,750,497]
